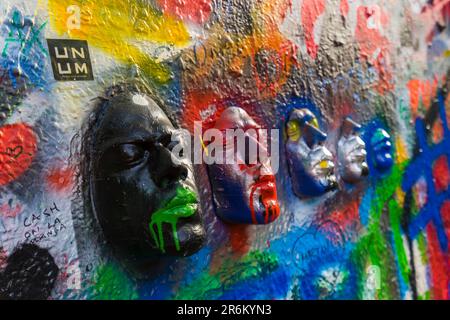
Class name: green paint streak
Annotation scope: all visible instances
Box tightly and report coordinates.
[353,162,409,299]
[174,251,279,300]
[418,291,431,300]
[91,263,138,300]
[388,198,411,283]
[149,187,197,253]
[2,11,48,58]
[417,232,429,265]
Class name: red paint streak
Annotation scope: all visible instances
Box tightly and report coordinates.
[426,222,449,300]
[157,0,212,24]
[354,6,393,94]
[433,156,450,193]
[319,200,360,245]
[0,203,22,218]
[181,90,223,134]
[328,201,359,229]
[249,175,280,224]
[443,201,450,252]
[228,224,250,255]
[442,203,450,285]
[47,166,74,193]
[0,123,37,186]
[301,0,326,60]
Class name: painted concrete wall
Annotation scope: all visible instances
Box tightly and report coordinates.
[0,0,449,300]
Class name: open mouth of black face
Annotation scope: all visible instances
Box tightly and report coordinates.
[148,187,206,256]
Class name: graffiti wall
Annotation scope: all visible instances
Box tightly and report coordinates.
[0,0,449,300]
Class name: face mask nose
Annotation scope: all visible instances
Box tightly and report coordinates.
[151,144,188,188]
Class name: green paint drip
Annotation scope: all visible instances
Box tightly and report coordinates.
[417,232,429,265]
[149,187,197,253]
[91,263,138,300]
[388,198,411,284]
[418,291,431,300]
[174,251,279,300]
[353,162,409,299]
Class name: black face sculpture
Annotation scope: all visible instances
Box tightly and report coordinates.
[85,86,205,275]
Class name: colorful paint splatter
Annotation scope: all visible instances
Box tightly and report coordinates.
[0,0,449,300]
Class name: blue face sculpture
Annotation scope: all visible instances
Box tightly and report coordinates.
[369,127,394,173]
[285,108,337,198]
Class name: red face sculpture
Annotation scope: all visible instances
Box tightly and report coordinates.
[205,106,280,224]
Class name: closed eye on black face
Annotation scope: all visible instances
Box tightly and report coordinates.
[99,143,149,172]
[117,144,147,165]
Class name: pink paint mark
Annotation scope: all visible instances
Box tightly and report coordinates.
[301,0,326,60]
[340,0,349,17]
[419,0,450,44]
[158,0,212,24]
[0,203,22,218]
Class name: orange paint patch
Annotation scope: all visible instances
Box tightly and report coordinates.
[407,78,439,118]
[47,166,75,193]
[249,38,298,97]
[181,90,224,134]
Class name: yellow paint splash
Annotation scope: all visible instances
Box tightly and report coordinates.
[395,137,409,164]
[46,0,190,83]
[286,120,301,142]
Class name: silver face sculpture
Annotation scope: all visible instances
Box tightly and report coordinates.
[285,108,337,198]
[337,117,369,184]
